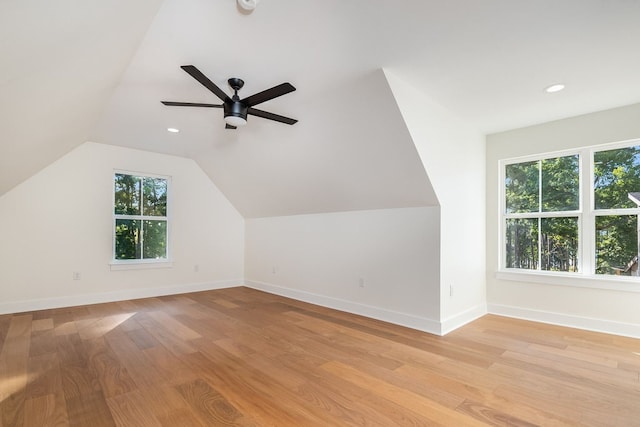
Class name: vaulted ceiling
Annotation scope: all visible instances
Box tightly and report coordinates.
[2,0,640,217]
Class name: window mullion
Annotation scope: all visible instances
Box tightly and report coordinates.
[581,148,594,274]
[140,218,144,260]
[537,217,542,271]
[538,160,542,271]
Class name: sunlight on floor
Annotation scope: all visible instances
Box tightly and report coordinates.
[0,373,34,403]
[75,312,136,339]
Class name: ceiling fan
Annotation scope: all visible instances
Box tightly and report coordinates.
[161,65,297,129]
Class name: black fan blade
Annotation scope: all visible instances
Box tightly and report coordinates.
[161,101,223,108]
[225,124,237,130]
[248,107,297,125]
[241,82,296,107]
[181,65,230,103]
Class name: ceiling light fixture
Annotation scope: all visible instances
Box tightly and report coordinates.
[237,0,259,11]
[224,115,247,127]
[545,83,565,93]
[167,127,180,133]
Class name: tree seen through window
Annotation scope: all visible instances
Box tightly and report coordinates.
[114,173,168,260]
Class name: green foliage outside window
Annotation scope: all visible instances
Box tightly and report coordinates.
[541,217,578,272]
[594,146,640,209]
[114,173,168,260]
[596,215,636,275]
[505,161,539,213]
[505,155,579,272]
[505,218,538,269]
[504,145,640,276]
[594,146,640,275]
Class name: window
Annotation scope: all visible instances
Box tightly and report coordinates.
[593,145,640,275]
[113,172,169,262]
[501,140,640,278]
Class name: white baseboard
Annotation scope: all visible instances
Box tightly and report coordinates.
[488,303,640,339]
[440,303,488,335]
[0,280,242,315]
[244,280,442,335]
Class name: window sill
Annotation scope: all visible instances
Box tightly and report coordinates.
[110,260,173,271]
[496,270,640,293]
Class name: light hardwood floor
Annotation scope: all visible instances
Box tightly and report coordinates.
[1,287,639,426]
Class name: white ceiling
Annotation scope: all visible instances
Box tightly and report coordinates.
[2,0,640,217]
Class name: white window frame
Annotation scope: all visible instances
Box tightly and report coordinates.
[497,139,640,292]
[110,170,172,270]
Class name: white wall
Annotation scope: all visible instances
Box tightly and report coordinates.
[244,207,442,334]
[0,142,244,313]
[486,103,640,337]
[384,70,487,332]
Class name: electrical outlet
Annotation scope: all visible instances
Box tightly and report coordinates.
[194,264,199,273]
[73,272,81,280]
[272,266,276,274]
[449,284,453,297]
[358,277,365,288]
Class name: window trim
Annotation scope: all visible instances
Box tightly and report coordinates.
[498,138,640,291]
[111,169,172,267]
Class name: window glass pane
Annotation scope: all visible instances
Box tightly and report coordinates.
[505,218,538,269]
[142,177,167,216]
[541,217,578,272]
[114,174,141,215]
[594,145,640,210]
[542,155,579,212]
[505,161,539,213]
[595,215,638,276]
[115,219,140,260]
[143,220,167,259]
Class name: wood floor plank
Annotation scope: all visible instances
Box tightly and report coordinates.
[0,315,32,427]
[321,360,487,426]
[106,390,162,427]
[30,329,58,357]
[23,392,69,427]
[84,337,138,398]
[103,331,164,389]
[25,352,62,398]
[395,363,575,426]
[55,333,87,366]
[146,311,201,341]
[125,328,157,351]
[175,378,245,426]
[66,390,116,427]
[2,287,640,426]
[135,384,206,427]
[296,370,434,426]
[136,314,197,356]
[32,318,54,332]
[142,344,200,386]
[76,313,136,340]
[59,364,102,400]
[0,315,11,350]
[184,350,330,426]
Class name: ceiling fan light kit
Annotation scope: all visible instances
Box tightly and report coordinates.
[161,65,297,130]
[225,115,247,127]
[237,0,259,11]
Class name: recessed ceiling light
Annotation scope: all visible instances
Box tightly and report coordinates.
[545,84,565,93]
[167,127,180,133]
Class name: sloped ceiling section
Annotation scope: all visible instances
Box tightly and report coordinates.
[194,69,439,218]
[0,0,163,196]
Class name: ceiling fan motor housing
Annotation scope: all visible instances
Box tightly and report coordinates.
[224,100,248,123]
